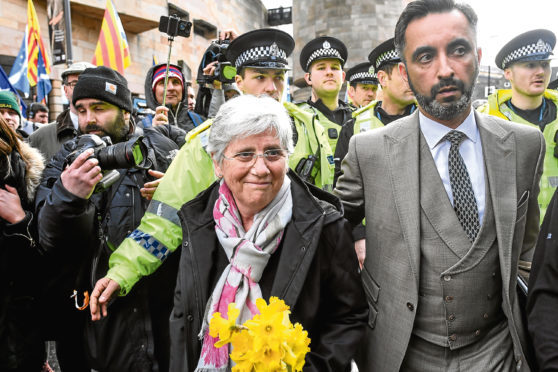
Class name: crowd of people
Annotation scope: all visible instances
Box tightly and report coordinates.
[3,0,558,370]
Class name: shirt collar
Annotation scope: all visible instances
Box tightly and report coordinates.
[419,109,478,150]
[70,110,79,130]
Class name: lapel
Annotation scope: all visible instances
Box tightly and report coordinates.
[476,112,516,292]
[418,134,472,258]
[270,175,324,307]
[385,112,421,288]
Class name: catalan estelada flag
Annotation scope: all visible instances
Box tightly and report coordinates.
[27,0,51,86]
[92,0,131,74]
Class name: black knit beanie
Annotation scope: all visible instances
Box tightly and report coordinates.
[72,66,132,112]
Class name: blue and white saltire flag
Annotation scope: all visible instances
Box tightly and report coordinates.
[36,51,52,103]
[0,65,27,117]
[8,30,30,97]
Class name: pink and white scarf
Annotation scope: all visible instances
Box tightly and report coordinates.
[196,177,293,371]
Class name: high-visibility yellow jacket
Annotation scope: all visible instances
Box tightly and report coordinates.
[479,89,558,218]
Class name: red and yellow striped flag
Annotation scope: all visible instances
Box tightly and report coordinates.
[27,0,51,86]
[92,0,131,74]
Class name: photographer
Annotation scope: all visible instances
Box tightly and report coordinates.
[35,66,182,371]
[143,63,204,132]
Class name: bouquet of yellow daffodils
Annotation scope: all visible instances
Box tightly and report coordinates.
[209,296,311,372]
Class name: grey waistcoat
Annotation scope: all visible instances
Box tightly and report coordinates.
[412,134,505,350]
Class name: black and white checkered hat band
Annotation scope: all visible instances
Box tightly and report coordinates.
[235,45,288,68]
[306,48,343,70]
[350,72,376,82]
[502,41,553,68]
[375,49,399,69]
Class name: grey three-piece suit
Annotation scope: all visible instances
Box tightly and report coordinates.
[334,110,545,371]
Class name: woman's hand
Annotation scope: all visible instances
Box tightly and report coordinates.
[90,277,121,321]
[0,185,26,224]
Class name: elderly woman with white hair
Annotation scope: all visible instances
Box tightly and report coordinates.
[168,95,368,371]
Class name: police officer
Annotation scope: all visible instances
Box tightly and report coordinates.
[298,36,353,154]
[346,62,379,108]
[334,38,417,269]
[479,29,557,217]
[89,28,336,317]
[335,38,416,184]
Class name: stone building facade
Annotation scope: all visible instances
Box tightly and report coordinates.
[291,0,408,101]
[0,0,268,119]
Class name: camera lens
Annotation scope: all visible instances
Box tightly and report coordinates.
[96,137,148,170]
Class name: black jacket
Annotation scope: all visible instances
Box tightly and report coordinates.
[1,140,45,371]
[144,64,205,133]
[528,189,558,371]
[169,170,368,371]
[35,127,183,372]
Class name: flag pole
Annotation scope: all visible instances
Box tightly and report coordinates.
[63,0,73,64]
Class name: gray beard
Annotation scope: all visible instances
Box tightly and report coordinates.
[415,91,472,121]
[408,66,478,121]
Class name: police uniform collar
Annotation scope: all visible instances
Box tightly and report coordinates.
[226,28,295,70]
[496,29,556,69]
[300,36,348,72]
[368,38,401,71]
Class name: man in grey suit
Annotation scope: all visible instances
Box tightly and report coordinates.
[334,0,545,370]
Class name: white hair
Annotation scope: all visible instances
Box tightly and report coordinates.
[207,94,293,164]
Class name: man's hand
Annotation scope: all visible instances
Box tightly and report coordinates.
[202,61,218,78]
[0,185,26,224]
[90,277,121,321]
[61,148,102,199]
[355,239,366,269]
[219,29,238,41]
[152,106,169,127]
[140,169,164,200]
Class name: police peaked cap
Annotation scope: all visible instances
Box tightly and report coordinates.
[226,28,295,70]
[495,29,556,70]
[347,62,378,85]
[368,38,401,72]
[300,36,348,72]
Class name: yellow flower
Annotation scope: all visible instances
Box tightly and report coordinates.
[253,344,284,371]
[230,329,254,363]
[245,306,288,352]
[284,323,311,372]
[210,298,311,371]
[209,303,240,347]
[259,297,290,317]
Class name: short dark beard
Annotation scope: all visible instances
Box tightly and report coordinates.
[84,110,129,143]
[408,65,478,121]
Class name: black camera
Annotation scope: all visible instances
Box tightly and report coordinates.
[198,39,236,84]
[159,15,192,38]
[65,134,151,193]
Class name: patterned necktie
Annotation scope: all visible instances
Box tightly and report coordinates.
[444,130,480,242]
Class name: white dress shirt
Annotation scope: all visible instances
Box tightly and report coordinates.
[419,110,486,224]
